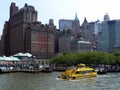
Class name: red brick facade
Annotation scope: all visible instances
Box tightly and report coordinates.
[25,24,55,58]
[1,3,56,58]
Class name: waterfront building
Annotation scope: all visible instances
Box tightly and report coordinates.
[0,56,20,71]
[9,3,37,55]
[1,3,57,58]
[25,22,56,58]
[98,19,120,52]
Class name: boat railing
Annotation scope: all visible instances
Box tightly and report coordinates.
[67,66,77,70]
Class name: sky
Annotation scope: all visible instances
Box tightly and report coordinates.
[1,0,120,37]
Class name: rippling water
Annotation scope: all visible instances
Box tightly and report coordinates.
[0,72,120,90]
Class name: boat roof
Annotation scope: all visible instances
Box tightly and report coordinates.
[76,67,94,71]
[77,64,86,67]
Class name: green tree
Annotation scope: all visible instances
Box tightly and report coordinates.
[50,51,117,66]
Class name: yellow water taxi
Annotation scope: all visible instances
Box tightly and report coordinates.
[59,64,97,80]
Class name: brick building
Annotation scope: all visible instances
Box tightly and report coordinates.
[1,21,10,56]
[1,3,56,58]
[9,3,37,55]
[25,22,56,58]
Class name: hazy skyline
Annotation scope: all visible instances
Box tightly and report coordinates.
[1,0,120,36]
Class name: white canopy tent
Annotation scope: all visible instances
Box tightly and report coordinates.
[13,53,32,57]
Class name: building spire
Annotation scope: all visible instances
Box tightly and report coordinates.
[74,13,79,21]
[82,17,88,26]
[103,13,110,21]
[84,17,87,22]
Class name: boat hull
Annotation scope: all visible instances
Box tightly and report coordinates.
[60,69,97,80]
[59,64,97,80]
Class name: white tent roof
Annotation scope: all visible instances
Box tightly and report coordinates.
[24,53,32,57]
[0,56,20,61]
[13,53,32,57]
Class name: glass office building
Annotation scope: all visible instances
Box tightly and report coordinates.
[98,20,120,52]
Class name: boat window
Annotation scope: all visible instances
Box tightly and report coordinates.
[75,71,80,74]
[75,70,94,74]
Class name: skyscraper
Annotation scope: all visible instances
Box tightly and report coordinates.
[72,13,80,35]
[59,14,80,34]
[98,20,120,52]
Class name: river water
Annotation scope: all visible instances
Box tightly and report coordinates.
[0,72,120,90]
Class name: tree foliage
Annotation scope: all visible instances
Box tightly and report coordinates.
[50,51,120,67]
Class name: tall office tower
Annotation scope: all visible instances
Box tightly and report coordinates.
[98,20,120,52]
[59,19,73,31]
[59,14,80,34]
[72,13,80,35]
[89,20,101,51]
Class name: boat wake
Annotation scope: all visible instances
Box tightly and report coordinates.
[56,77,96,82]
